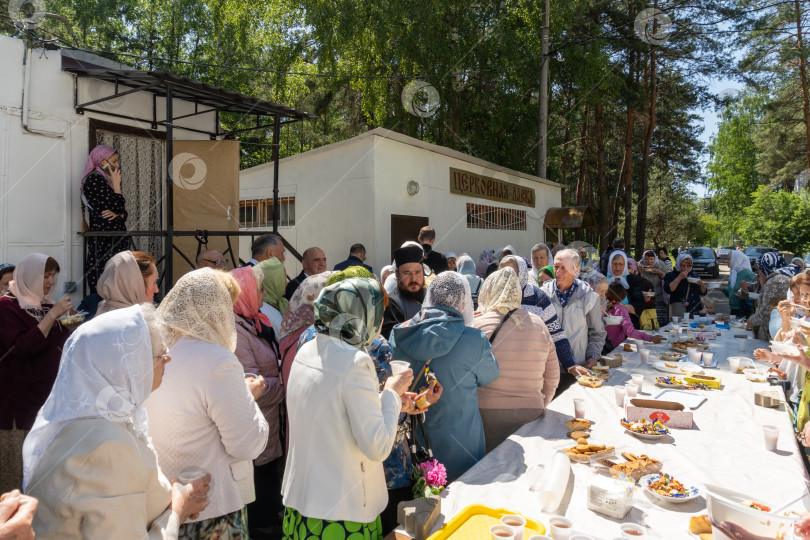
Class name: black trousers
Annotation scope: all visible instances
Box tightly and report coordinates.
[247,457,285,531]
[380,485,414,534]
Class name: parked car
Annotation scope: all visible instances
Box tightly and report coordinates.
[716,246,736,264]
[686,247,720,278]
[744,246,778,269]
[804,253,810,270]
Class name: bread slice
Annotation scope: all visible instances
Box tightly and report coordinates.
[566,418,591,431]
[689,515,712,534]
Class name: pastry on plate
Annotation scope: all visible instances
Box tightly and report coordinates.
[566,418,591,431]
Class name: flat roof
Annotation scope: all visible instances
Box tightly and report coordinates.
[243,127,563,189]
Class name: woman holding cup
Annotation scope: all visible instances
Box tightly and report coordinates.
[24,304,210,538]
[663,254,707,319]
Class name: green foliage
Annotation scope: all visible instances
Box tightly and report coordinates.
[737,187,810,255]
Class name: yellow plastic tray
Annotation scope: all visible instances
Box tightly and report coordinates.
[426,504,546,540]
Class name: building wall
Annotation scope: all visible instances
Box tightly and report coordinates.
[238,136,376,277]
[0,35,213,302]
[372,136,560,271]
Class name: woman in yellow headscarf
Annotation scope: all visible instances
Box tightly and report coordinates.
[257,257,289,341]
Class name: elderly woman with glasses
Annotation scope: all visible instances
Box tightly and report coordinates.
[663,253,707,319]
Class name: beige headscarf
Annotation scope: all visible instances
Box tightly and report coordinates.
[157,268,237,352]
[478,267,522,315]
[9,253,56,317]
[96,251,147,316]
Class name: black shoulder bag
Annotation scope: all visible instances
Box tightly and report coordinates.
[488,309,518,344]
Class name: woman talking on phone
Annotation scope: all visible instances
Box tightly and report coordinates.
[81,145,129,293]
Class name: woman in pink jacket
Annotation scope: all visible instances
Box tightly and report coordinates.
[474,268,560,452]
[230,266,285,539]
[604,282,663,347]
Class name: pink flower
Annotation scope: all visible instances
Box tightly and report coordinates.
[418,459,447,487]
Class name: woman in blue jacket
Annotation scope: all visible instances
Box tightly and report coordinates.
[389,272,499,481]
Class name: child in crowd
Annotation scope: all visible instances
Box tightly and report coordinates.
[604,283,663,347]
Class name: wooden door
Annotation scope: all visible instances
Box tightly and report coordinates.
[390,214,429,260]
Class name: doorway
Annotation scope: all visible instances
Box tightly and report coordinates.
[391,214,429,260]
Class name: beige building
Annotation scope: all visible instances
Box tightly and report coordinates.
[239,128,563,275]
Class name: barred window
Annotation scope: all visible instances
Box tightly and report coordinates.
[239,196,295,228]
[466,203,526,231]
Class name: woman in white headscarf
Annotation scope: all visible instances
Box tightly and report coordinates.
[24,304,210,539]
[607,250,645,322]
[389,272,498,480]
[0,254,72,494]
[663,253,707,318]
[474,268,560,452]
[144,269,269,539]
[530,243,554,287]
[725,250,756,317]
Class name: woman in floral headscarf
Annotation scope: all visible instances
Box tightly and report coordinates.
[474,268,560,452]
[747,252,794,339]
[0,254,72,494]
[81,145,130,293]
[282,278,414,540]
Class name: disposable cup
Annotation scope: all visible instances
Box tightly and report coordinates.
[501,515,527,540]
[737,340,746,353]
[573,398,586,419]
[625,383,639,398]
[702,352,714,367]
[549,516,574,540]
[640,350,649,364]
[672,316,680,324]
[683,313,690,321]
[177,467,211,502]
[631,374,644,392]
[687,350,702,364]
[390,360,410,376]
[614,386,627,406]
[619,523,646,537]
[243,372,258,380]
[728,356,741,373]
[763,425,779,451]
[491,524,516,540]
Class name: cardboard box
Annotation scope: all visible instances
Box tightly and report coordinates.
[685,374,722,389]
[624,398,693,428]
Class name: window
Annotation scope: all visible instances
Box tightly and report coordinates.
[239,196,295,228]
[466,203,526,231]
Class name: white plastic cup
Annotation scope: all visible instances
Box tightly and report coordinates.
[631,374,644,392]
[672,316,680,324]
[737,340,746,353]
[763,425,779,451]
[688,351,702,364]
[177,467,210,502]
[502,515,527,540]
[491,524,516,540]
[529,537,553,540]
[573,398,586,419]
[614,386,627,406]
[683,313,690,321]
[619,523,646,537]
[549,516,574,540]
[640,350,649,364]
[625,383,639,398]
[243,372,258,380]
[730,314,737,321]
[728,356,741,373]
[570,536,595,540]
[636,341,646,352]
[702,352,714,367]
[390,360,410,376]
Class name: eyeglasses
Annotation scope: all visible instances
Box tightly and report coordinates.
[202,258,227,269]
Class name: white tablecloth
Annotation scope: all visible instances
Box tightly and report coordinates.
[431,324,810,539]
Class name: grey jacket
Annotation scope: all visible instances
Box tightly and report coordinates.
[541,279,606,363]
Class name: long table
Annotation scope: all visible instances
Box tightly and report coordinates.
[426,324,810,539]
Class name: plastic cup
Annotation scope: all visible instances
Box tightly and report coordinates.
[390,360,410,376]
[570,536,595,540]
[631,374,644,392]
[640,350,649,364]
[625,383,639,398]
[614,386,627,406]
[619,523,646,537]
[491,524,516,540]
[730,314,737,321]
[177,467,210,502]
[636,341,646,352]
[549,516,574,540]
[529,537,553,540]
[687,350,701,364]
[737,340,746,353]
[683,313,690,321]
[728,356,741,373]
[702,352,714,367]
[243,372,257,380]
[672,316,680,324]
[573,398,586,419]
[501,515,527,540]
[763,425,779,451]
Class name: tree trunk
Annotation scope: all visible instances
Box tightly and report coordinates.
[562,86,573,199]
[795,0,810,176]
[621,104,635,243]
[576,103,590,206]
[595,102,609,250]
[636,42,657,258]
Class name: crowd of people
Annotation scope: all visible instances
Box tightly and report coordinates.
[2,145,810,540]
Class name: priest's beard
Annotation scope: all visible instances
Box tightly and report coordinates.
[399,285,426,304]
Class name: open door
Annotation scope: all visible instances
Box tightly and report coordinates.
[172,140,240,281]
[390,214,429,260]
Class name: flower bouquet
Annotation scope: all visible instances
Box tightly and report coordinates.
[411,459,447,498]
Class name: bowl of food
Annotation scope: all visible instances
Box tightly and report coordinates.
[641,473,700,504]
[659,352,686,362]
[790,317,810,332]
[58,311,88,326]
[705,485,796,539]
[770,341,801,356]
[687,277,701,284]
[706,282,722,289]
[742,368,768,382]
[748,292,761,300]
[604,315,623,326]
[621,418,670,440]
[577,375,603,388]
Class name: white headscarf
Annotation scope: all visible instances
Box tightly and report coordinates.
[456,255,476,276]
[607,250,630,289]
[9,253,56,314]
[158,268,237,352]
[22,304,154,491]
[530,243,553,286]
[96,251,147,316]
[423,271,474,326]
[478,267,522,315]
[728,250,752,288]
[675,253,694,274]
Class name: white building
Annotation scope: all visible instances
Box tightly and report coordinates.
[239,128,563,275]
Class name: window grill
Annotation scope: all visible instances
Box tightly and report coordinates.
[239,196,296,228]
[466,203,526,230]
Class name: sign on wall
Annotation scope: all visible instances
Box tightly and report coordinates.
[449,167,536,208]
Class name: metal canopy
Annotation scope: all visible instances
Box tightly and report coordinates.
[543,206,598,229]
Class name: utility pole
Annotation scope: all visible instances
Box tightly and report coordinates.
[537,0,549,179]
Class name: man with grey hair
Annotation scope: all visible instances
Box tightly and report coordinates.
[284,247,327,300]
[246,234,285,266]
[542,248,606,396]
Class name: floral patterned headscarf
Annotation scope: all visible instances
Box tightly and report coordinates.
[279,271,333,342]
[314,277,384,348]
